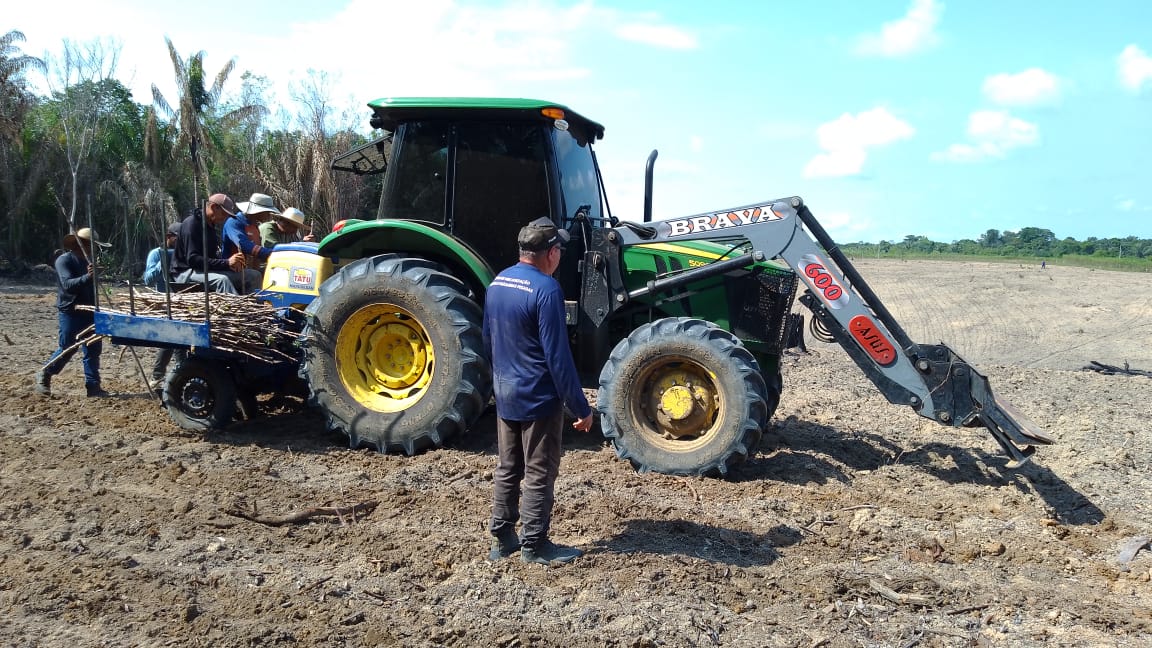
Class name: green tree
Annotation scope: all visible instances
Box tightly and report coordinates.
[256,69,374,235]
[0,29,48,263]
[151,37,264,203]
[0,30,45,139]
[1016,226,1055,256]
[42,38,123,232]
[979,228,1002,248]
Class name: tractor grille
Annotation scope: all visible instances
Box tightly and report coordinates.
[727,269,798,354]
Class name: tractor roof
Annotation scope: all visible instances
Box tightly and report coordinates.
[366,97,605,141]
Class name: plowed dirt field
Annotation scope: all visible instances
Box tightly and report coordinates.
[2,259,1150,647]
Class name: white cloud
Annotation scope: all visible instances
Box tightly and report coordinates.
[279,1,701,100]
[805,149,869,178]
[282,0,601,97]
[11,0,700,118]
[819,211,873,240]
[689,135,704,153]
[856,0,943,57]
[1118,44,1152,92]
[931,110,1039,162]
[1116,198,1136,212]
[982,68,1061,106]
[968,110,1038,145]
[614,23,699,50]
[803,107,915,178]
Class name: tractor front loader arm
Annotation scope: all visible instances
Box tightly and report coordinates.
[606,196,1054,468]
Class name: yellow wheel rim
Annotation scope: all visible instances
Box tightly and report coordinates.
[633,357,722,451]
[335,304,435,413]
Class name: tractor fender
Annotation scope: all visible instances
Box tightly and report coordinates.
[317,220,496,298]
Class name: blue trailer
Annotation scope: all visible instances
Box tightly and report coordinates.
[93,249,315,431]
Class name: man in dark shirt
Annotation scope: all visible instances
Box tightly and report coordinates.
[483,217,594,565]
[172,193,249,294]
[35,228,110,398]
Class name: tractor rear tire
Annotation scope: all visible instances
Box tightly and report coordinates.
[301,255,491,454]
[164,356,237,432]
[597,317,770,477]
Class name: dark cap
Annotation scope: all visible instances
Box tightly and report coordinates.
[517,217,570,252]
[166,222,182,236]
[207,193,238,215]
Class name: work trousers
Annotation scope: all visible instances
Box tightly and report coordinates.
[44,309,102,387]
[151,349,174,381]
[176,268,261,295]
[489,406,564,548]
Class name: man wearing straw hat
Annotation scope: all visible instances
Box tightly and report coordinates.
[259,207,316,249]
[222,192,278,286]
[34,227,110,398]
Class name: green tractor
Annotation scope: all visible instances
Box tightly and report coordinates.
[271,97,1051,477]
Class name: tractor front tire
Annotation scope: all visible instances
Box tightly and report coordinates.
[597,317,769,477]
[301,255,491,454]
[164,356,237,432]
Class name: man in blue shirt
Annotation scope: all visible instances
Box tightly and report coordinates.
[35,228,110,398]
[141,222,180,291]
[483,217,594,565]
[222,192,278,290]
[140,221,181,391]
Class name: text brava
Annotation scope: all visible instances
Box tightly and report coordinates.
[665,206,783,237]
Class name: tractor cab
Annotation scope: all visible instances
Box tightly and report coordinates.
[328,97,609,299]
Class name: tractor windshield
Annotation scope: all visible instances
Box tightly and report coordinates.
[552,125,604,226]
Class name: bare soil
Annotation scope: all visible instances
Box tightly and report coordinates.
[1,259,1151,647]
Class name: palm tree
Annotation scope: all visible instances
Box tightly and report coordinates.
[101,162,178,272]
[0,29,48,261]
[151,37,264,204]
[0,30,45,138]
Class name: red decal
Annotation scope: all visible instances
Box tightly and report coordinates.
[803,261,844,301]
[290,267,315,289]
[849,315,897,366]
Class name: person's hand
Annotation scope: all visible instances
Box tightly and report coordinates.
[86,263,95,277]
[227,253,246,272]
[572,412,594,432]
[302,234,316,242]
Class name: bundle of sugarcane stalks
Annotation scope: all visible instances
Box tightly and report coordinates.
[77,288,305,364]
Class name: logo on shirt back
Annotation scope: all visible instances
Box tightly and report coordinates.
[491,276,535,294]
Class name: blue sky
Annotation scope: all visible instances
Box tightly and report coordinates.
[9,0,1152,242]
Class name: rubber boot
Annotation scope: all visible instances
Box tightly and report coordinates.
[521,540,583,565]
[488,528,521,561]
[34,370,51,396]
[85,383,110,398]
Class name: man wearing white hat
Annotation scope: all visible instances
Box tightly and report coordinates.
[221,192,278,290]
[35,227,110,398]
[259,207,316,249]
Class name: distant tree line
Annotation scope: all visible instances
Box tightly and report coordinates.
[0,30,380,275]
[842,227,1152,262]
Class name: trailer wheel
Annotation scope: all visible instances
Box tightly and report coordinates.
[164,356,236,431]
[301,255,491,454]
[597,317,769,477]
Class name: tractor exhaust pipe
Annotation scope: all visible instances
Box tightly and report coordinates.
[643,149,658,223]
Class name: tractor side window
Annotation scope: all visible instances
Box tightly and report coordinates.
[383,121,449,224]
[452,122,550,270]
